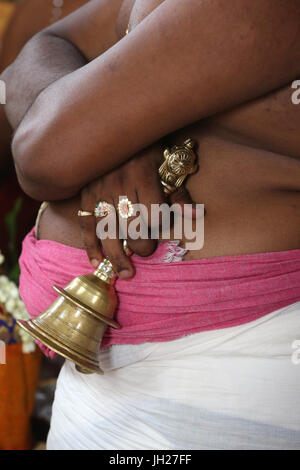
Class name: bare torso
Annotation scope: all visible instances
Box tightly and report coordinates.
[38,0,300,259]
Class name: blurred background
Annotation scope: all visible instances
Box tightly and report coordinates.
[0,0,86,450]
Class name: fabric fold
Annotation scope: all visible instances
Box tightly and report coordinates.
[19,227,300,354]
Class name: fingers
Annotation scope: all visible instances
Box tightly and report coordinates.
[79,138,200,275]
[125,188,159,257]
[101,235,135,279]
[136,169,166,253]
[99,194,136,279]
[126,238,157,257]
[169,186,198,220]
[80,188,103,269]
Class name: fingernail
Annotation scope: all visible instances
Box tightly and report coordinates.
[91,258,99,268]
[118,269,132,279]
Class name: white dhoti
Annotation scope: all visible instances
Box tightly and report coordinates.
[47,302,300,450]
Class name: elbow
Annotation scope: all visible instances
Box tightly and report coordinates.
[12,121,79,201]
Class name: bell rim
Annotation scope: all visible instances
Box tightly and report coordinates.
[53,285,120,329]
[17,319,104,375]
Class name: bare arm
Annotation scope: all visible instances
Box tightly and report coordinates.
[2,0,127,129]
[4,0,300,200]
[0,0,90,172]
[0,0,89,70]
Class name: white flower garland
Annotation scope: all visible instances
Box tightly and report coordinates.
[0,251,35,353]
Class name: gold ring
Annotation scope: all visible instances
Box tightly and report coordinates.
[123,240,133,256]
[78,210,94,217]
[159,138,198,195]
[118,197,134,219]
[94,201,114,218]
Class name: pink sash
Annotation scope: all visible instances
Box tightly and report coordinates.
[19,227,300,355]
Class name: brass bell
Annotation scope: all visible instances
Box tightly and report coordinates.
[17,259,119,375]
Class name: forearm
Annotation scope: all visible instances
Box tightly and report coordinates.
[0,0,91,130]
[1,33,86,199]
[0,0,90,174]
[1,0,127,199]
[1,33,86,130]
[10,0,300,201]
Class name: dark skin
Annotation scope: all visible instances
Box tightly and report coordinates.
[4,0,300,196]
[0,0,89,175]
[2,0,300,279]
[0,0,192,276]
